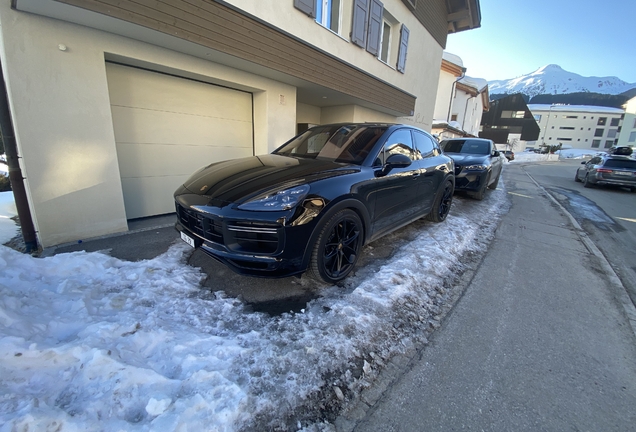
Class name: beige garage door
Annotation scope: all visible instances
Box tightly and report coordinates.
[106,63,254,219]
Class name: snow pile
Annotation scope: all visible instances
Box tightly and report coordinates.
[557,148,600,159]
[509,153,559,163]
[0,191,18,244]
[0,189,509,431]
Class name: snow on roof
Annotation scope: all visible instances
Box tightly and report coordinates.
[442,51,463,68]
[527,104,625,114]
[458,75,488,92]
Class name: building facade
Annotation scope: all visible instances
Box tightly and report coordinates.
[615,96,636,148]
[479,94,540,151]
[527,104,625,151]
[432,51,488,140]
[0,0,480,247]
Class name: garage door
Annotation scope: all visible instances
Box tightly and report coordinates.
[105,63,254,219]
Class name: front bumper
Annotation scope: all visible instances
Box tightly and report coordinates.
[454,167,489,192]
[175,200,318,278]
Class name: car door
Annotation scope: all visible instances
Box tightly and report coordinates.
[412,131,446,212]
[370,128,421,236]
[489,142,503,182]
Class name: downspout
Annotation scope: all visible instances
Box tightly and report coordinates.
[446,68,466,122]
[0,59,38,253]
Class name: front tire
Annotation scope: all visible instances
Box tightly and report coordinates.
[427,180,453,222]
[308,209,363,284]
[574,170,582,182]
[469,174,489,200]
[488,172,501,190]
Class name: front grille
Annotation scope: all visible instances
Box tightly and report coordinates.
[176,203,282,254]
[176,204,223,245]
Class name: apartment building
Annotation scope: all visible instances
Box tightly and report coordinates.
[615,96,636,148]
[0,0,481,247]
[527,104,625,151]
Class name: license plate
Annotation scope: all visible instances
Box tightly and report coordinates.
[180,231,195,248]
[614,171,633,176]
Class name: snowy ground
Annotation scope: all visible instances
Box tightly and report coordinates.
[0,185,510,431]
[0,192,19,244]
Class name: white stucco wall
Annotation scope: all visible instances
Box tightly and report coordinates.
[433,70,457,122]
[226,0,443,131]
[0,3,296,247]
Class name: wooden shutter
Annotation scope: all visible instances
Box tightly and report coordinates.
[351,0,369,48]
[294,0,316,17]
[366,0,384,56]
[396,24,409,73]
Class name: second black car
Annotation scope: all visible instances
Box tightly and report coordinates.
[440,138,503,200]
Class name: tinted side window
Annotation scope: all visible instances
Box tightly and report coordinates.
[413,131,435,158]
[375,129,413,166]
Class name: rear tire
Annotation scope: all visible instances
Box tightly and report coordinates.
[427,180,453,222]
[583,174,594,188]
[308,209,363,284]
[574,170,581,182]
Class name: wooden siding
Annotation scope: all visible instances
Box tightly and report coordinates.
[52,0,416,116]
[401,0,448,47]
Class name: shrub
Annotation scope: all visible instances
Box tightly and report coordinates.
[0,174,11,192]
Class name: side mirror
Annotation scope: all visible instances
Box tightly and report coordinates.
[492,150,500,157]
[385,153,412,168]
[581,161,586,164]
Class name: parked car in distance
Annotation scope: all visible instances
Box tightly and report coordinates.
[174,123,455,284]
[439,138,503,200]
[504,150,515,161]
[575,153,636,191]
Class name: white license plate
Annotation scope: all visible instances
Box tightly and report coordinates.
[614,171,633,176]
[180,231,195,248]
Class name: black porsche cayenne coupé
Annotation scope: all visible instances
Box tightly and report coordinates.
[175,123,455,284]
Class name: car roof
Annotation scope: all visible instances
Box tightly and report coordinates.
[441,137,492,142]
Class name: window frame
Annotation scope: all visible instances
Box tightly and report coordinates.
[315,0,343,34]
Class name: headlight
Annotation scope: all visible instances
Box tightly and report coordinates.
[464,165,487,170]
[238,185,310,211]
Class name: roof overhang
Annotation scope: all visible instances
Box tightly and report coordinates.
[441,59,465,77]
[446,0,481,34]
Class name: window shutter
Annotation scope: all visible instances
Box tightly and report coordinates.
[351,0,370,48]
[366,0,383,56]
[294,0,316,18]
[396,24,409,73]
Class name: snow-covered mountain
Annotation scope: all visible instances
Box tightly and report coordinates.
[488,64,636,98]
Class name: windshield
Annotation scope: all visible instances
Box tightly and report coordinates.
[273,125,387,165]
[441,139,490,155]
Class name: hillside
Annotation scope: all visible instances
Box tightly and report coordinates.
[488,65,636,99]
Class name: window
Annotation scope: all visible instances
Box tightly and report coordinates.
[501,110,525,119]
[413,131,436,158]
[604,140,613,148]
[610,118,620,127]
[557,137,572,141]
[591,140,601,148]
[607,129,617,138]
[633,118,636,128]
[534,114,542,122]
[378,9,398,64]
[450,114,458,121]
[563,115,578,119]
[316,0,342,33]
[376,129,413,165]
[627,131,636,142]
[594,128,604,137]
[597,117,607,126]
[559,126,575,130]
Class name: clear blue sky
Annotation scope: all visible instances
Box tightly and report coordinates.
[445,0,636,83]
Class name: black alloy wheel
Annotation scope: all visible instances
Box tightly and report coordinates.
[309,209,363,284]
[469,173,490,200]
[427,180,453,222]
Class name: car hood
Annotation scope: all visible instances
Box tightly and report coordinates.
[179,154,357,204]
[445,153,490,166]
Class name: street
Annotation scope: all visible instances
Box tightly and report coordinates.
[347,161,636,431]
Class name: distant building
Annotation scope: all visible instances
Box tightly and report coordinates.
[479,94,540,151]
[615,96,636,148]
[432,52,489,140]
[527,105,625,151]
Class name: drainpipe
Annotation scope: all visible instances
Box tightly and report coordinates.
[0,60,38,253]
[447,68,466,123]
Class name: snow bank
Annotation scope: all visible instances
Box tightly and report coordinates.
[0,186,510,431]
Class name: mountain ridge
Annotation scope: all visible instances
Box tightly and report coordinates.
[488,65,636,98]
